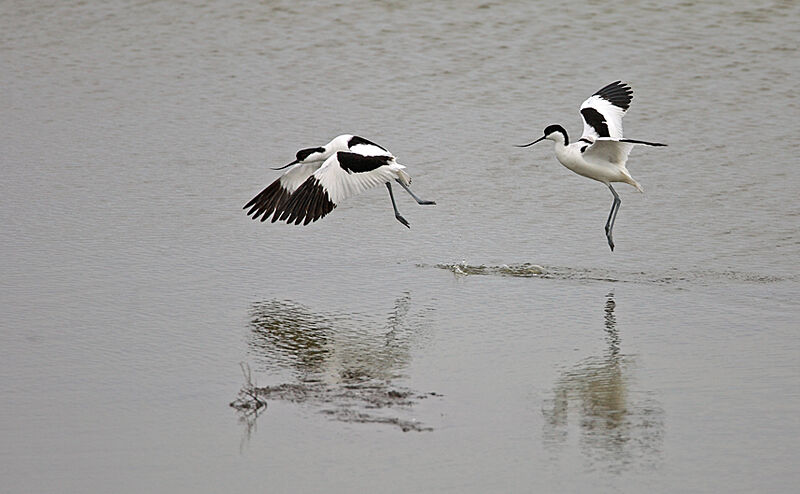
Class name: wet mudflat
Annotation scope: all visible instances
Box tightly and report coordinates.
[2,1,799,493]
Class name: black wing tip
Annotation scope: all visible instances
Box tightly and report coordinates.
[274,176,335,226]
[243,180,291,223]
[594,81,634,110]
[597,80,632,93]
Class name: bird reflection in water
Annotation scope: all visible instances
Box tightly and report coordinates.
[542,292,664,472]
[232,293,438,434]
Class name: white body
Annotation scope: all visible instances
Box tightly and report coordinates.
[279,134,410,196]
[550,134,642,191]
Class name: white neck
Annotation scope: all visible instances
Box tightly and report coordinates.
[552,138,576,169]
[326,135,353,154]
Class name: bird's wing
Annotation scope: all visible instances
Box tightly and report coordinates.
[243,161,322,222]
[275,151,406,225]
[346,135,392,157]
[579,81,633,140]
[583,137,667,169]
[581,138,635,168]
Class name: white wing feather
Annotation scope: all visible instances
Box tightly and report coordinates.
[580,96,627,139]
[582,138,634,168]
[579,81,634,140]
[314,153,407,205]
[279,161,323,194]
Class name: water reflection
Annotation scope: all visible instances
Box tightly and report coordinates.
[233,293,438,433]
[542,292,664,472]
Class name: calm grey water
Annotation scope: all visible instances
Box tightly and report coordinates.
[2,0,799,492]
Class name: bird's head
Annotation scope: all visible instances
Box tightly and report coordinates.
[516,124,568,147]
[295,146,327,162]
[271,146,327,170]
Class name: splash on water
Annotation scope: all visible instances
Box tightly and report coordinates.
[432,261,789,285]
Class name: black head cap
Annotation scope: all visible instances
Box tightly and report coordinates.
[543,124,567,137]
[296,146,325,162]
[543,124,568,145]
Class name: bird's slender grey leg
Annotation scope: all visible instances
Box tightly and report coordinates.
[386,182,410,228]
[605,184,621,251]
[395,179,436,205]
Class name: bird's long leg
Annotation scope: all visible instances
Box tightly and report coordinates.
[395,179,436,205]
[386,182,410,228]
[605,184,621,252]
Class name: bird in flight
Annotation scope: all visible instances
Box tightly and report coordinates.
[243,135,435,228]
[517,81,666,251]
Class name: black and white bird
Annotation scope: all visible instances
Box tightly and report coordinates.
[517,81,666,251]
[243,134,435,227]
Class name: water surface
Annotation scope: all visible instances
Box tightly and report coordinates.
[2,1,799,492]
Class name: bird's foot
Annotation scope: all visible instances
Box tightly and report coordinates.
[604,227,615,251]
[396,214,411,228]
[606,235,615,252]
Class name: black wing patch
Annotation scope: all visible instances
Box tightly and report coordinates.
[581,107,610,137]
[337,152,393,174]
[243,179,292,222]
[275,176,336,225]
[347,135,387,151]
[593,81,633,111]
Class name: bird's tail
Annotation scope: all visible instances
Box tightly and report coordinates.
[622,171,644,193]
[394,165,412,186]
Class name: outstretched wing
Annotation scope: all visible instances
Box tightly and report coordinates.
[243,161,322,221]
[275,151,406,225]
[579,81,633,140]
[582,139,635,168]
[582,137,666,169]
